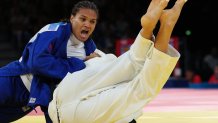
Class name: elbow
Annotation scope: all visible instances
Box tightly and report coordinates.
[28,56,46,73]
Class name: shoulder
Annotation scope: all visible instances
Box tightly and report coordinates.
[39,22,69,33]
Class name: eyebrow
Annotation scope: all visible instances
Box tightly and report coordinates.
[80,15,97,21]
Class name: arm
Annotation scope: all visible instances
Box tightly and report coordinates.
[22,31,86,79]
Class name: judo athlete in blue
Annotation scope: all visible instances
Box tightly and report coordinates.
[0,1,100,123]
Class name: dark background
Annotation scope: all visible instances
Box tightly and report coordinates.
[0,0,217,51]
[0,0,217,80]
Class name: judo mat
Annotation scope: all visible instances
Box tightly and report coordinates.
[13,88,218,123]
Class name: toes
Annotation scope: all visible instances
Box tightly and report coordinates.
[148,0,170,12]
[173,0,187,10]
[159,0,170,9]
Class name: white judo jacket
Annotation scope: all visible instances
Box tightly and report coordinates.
[48,33,180,123]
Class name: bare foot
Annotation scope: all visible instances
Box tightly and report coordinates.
[159,0,187,29]
[140,0,170,38]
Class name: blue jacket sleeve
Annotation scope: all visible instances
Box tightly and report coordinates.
[24,31,85,79]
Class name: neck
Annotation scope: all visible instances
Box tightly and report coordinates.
[71,34,83,45]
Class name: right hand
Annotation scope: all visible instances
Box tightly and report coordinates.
[85,52,101,61]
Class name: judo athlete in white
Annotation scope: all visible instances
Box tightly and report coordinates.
[48,0,187,122]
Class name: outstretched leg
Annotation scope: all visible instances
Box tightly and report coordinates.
[129,0,170,63]
[155,0,187,53]
[136,0,187,95]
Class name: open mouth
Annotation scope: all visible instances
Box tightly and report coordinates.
[80,29,89,40]
[81,30,89,35]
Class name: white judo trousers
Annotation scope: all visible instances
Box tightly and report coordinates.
[48,34,180,123]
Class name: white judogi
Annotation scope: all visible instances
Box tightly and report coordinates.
[48,33,180,123]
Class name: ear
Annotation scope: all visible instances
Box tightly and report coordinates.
[70,15,74,23]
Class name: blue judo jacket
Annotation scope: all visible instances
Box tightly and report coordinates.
[0,22,96,108]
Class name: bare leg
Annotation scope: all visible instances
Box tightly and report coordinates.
[140,0,169,39]
[155,0,187,53]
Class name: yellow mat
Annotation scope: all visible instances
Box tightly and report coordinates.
[12,116,45,123]
[13,111,218,123]
[13,89,218,123]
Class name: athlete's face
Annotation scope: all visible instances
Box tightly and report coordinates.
[70,8,97,42]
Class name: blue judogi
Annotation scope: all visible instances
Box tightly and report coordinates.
[0,22,96,122]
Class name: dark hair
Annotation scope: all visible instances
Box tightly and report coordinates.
[71,1,99,19]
